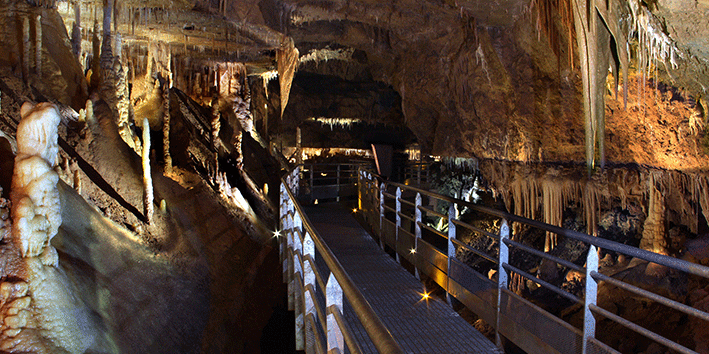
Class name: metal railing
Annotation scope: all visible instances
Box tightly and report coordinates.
[299,162,369,203]
[397,161,431,186]
[356,167,709,354]
[279,166,404,354]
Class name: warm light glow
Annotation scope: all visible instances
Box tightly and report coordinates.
[352,208,357,213]
[320,172,327,176]
[410,248,416,254]
[273,229,281,238]
[422,292,430,300]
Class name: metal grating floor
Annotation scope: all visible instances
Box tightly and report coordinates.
[304,204,503,354]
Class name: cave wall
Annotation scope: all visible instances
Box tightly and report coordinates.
[259,0,709,170]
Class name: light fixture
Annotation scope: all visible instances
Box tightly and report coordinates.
[410,248,416,254]
[273,229,281,238]
[352,208,357,213]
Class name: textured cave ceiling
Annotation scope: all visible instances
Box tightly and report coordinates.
[44,0,709,170]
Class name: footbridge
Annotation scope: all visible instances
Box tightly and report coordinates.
[278,163,709,354]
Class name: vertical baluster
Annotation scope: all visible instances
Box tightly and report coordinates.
[414,193,422,279]
[447,203,456,305]
[310,164,315,203]
[379,183,385,249]
[293,229,304,350]
[303,232,316,353]
[336,164,341,202]
[582,245,599,354]
[326,273,344,353]
[417,163,421,185]
[358,169,363,211]
[395,187,402,263]
[495,218,510,349]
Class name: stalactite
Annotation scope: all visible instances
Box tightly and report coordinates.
[276,37,299,119]
[142,118,153,224]
[163,81,171,173]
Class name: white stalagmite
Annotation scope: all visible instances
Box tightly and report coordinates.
[10,102,61,265]
[35,15,41,77]
[22,17,30,82]
[142,118,153,223]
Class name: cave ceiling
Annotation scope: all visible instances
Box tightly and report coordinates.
[57,0,709,170]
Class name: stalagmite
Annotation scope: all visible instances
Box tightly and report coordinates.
[142,118,153,223]
[35,15,41,77]
[71,1,82,59]
[11,102,61,264]
[211,102,221,151]
[22,17,30,82]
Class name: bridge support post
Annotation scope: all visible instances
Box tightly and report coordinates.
[379,183,385,250]
[303,232,317,353]
[447,203,456,305]
[395,187,402,263]
[414,193,422,279]
[326,273,344,353]
[582,245,599,354]
[495,218,510,349]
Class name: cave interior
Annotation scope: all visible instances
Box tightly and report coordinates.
[0,0,708,353]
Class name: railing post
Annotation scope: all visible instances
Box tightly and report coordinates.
[336,164,341,202]
[326,273,344,353]
[287,206,296,311]
[495,218,510,349]
[293,229,305,350]
[417,163,421,185]
[447,203,456,305]
[310,164,315,203]
[303,231,317,353]
[582,245,599,354]
[379,183,385,249]
[280,183,287,282]
[395,187,402,263]
[414,193,422,279]
[357,169,363,211]
[293,165,301,196]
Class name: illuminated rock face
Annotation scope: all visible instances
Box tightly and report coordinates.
[11,102,61,265]
[1,102,95,354]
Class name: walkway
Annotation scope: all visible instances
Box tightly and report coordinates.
[304,204,502,354]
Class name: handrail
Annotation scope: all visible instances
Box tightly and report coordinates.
[382,178,709,278]
[361,165,709,354]
[280,167,404,354]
